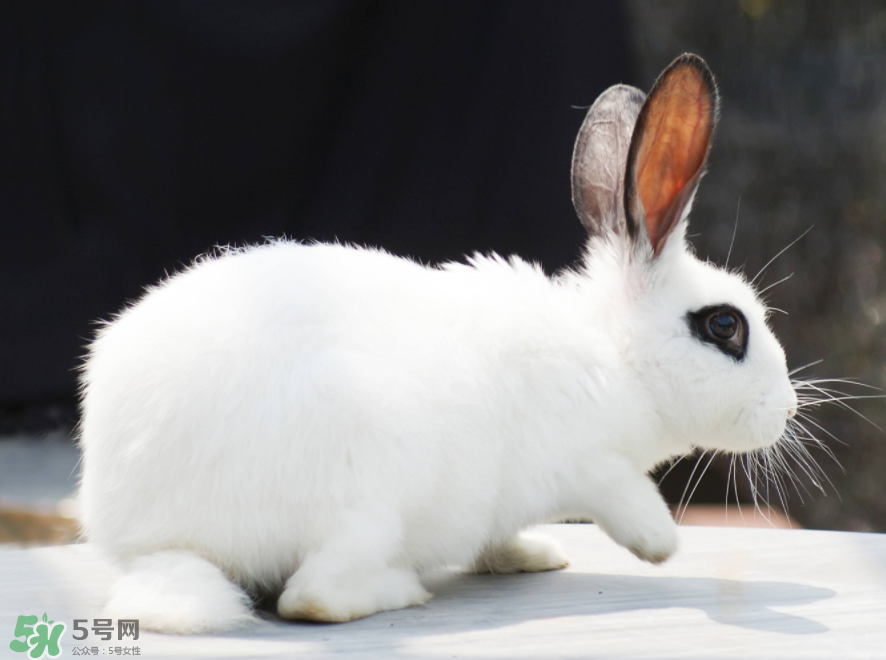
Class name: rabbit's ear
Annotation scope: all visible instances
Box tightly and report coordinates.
[624,54,719,256]
[571,84,647,237]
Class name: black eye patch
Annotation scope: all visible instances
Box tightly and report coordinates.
[686,305,749,361]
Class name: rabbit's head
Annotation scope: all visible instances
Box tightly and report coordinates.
[571,54,797,454]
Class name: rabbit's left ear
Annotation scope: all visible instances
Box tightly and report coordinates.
[625,54,719,257]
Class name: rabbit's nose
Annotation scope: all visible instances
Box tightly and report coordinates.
[783,385,798,418]
[786,389,798,418]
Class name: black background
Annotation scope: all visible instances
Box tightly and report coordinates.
[5,1,885,531]
[1,1,631,418]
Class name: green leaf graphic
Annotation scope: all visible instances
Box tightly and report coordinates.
[42,613,47,623]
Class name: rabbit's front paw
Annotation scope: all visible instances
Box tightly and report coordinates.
[622,513,678,565]
[590,466,679,565]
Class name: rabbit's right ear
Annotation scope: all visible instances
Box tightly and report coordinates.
[571,84,647,238]
[624,54,719,257]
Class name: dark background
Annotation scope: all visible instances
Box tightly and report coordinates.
[1,0,625,412]
[2,0,884,531]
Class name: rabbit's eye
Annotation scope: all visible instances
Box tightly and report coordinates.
[686,305,748,361]
[709,312,738,339]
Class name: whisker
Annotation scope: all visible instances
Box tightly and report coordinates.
[767,448,792,520]
[657,453,689,487]
[764,449,793,526]
[781,419,838,499]
[740,453,775,525]
[675,449,705,520]
[781,440,827,496]
[794,383,884,431]
[789,418,847,477]
[794,411,849,449]
[796,394,886,407]
[731,454,745,522]
[794,383,877,398]
[789,360,824,376]
[795,378,882,392]
[751,225,814,285]
[711,361,870,530]
[725,195,741,270]
[757,272,794,296]
[725,453,734,523]
[678,451,719,525]
[771,440,806,505]
[761,451,774,521]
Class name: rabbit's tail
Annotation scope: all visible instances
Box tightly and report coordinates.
[105,549,257,633]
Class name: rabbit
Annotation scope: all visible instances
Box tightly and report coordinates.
[77,53,798,634]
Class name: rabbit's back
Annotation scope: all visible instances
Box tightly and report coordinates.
[79,242,568,585]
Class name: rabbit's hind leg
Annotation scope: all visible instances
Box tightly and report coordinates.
[105,549,256,633]
[277,508,431,623]
[470,531,569,574]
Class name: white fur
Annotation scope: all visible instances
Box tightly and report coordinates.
[105,550,256,633]
[79,61,798,632]
[471,531,569,574]
[78,233,795,632]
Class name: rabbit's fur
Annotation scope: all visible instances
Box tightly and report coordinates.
[78,54,797,632]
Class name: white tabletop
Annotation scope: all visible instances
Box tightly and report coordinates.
[2,524,884,659]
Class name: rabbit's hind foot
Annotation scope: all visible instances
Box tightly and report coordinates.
[277,564,430,622]
[105,549,256,633]
[470,531,569,574]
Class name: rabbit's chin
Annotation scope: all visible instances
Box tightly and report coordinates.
[695,413,789,456]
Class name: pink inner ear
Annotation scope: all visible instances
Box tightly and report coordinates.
[636,65,714,254]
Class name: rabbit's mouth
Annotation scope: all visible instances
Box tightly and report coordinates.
[723,377,798,453]
[711,373,872,521]
[684,386,792,455]
[671,386,835,527]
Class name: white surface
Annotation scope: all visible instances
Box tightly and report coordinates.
[1,524,884,659]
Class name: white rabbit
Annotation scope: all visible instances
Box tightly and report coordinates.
[78,54,798,633]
